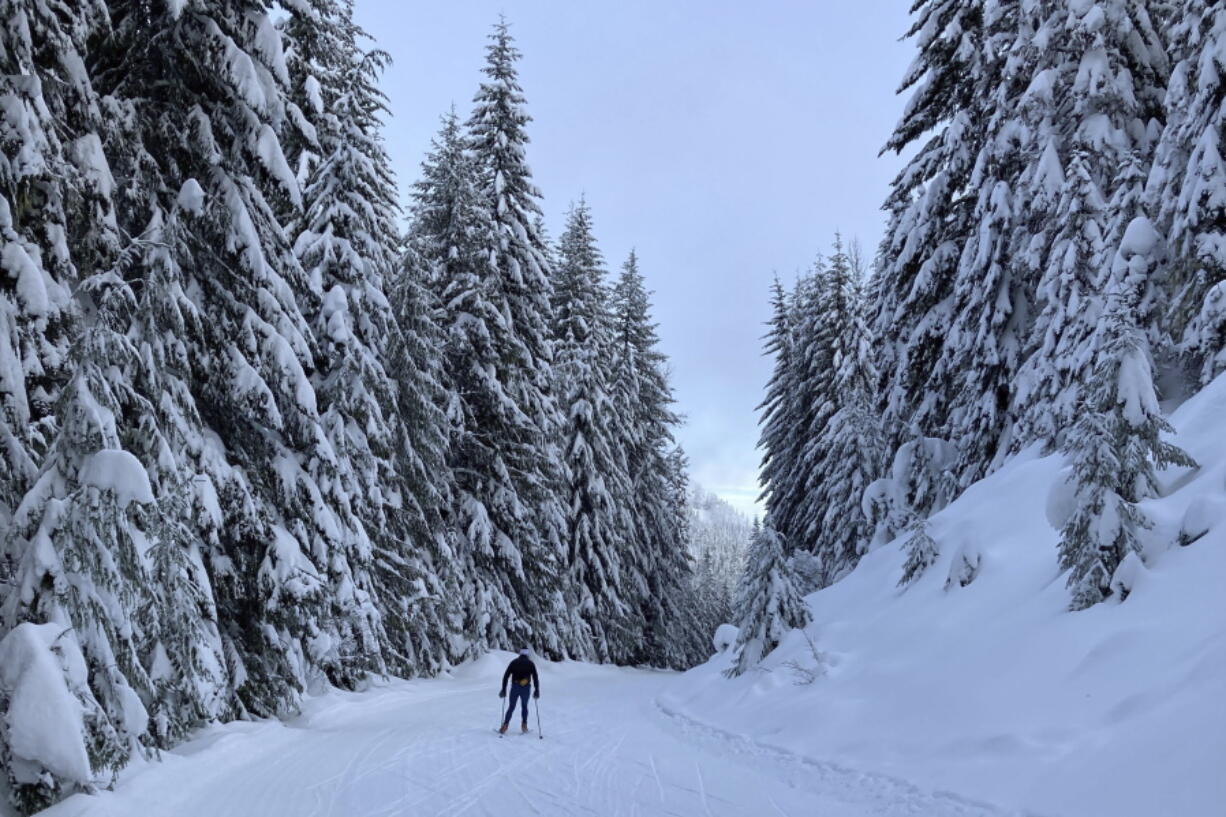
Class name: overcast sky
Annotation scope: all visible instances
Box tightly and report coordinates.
[354,1,914,517]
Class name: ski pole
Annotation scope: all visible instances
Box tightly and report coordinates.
[498,696,504,736]
[535,697,543,740]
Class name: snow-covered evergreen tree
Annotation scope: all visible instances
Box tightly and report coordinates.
[653,446,705,666]
[1014,149,1108,446]
[1149,1,1226,385]
[728,518,810,677]
[409,108,486,285]
[407,110,498,664]
[1058,217,1196,610]
[874,0,1173,497]
[115,199,234,749]
[0,4,187,807]
[787,267,841,549]
[416,20,573,656]
[0,0,89,536]
[3,274,157,793]
[1011,0,1170,453]
[551,200,635,662]
[609,251,700,667]
[758,238,882,585]
[383,245,458,672]
[755,277,805,548]
[863,429,959,551]
[758,264,843,556]
[282,0,395,687]
[937,0,1038,480]
[98,0,370,713]
[898,518,940,587]
[802,240,883,585]
[872,0,994,484]
[281,0,457,679]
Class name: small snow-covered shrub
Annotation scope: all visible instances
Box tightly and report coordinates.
[780,630,830,685]
[1178,494,1223,546]
[0,623,99,813]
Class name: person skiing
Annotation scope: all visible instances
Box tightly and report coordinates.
[498,648,540,734]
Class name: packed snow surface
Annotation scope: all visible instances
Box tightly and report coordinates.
[32,653,1032,817]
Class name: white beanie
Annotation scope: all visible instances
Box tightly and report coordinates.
[519,648,530,656]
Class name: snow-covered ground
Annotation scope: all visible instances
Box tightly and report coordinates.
[27,384,1226,817]
[664,375,1226,817]
[33,651,1036,817]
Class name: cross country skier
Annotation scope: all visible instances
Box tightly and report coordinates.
[498,649,540,734]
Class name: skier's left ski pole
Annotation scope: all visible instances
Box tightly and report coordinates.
[535,697,543,740]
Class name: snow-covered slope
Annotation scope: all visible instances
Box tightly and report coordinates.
[662,374,1226,817]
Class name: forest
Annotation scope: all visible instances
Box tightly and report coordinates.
[2,1,1223,815]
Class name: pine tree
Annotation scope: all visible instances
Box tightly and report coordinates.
[1011,0,1170,453]
[119,203,235,746]
[551,200,635,662]
[0,4,187,806]
[802,240,883,585]
[863,428,959,550]
[98,0,358,714]
[938,0,1040,480]
[876,0,1172,493]
[383,245,458,672]
[1149,2,1226,385]
[283,0,451,680]
[0,0,89,536]
[787,266,841,551]
[872,0,995,483]
[1058,217,1196,610]
[407,111,497,664]
[728,519,810,677]
[898,518,940,587]
[756,277,804,548]
[3,274,157,790]
[1014,149,1108,446]
[420,20,573,656]
[685,484,750,641]
[609,251,700,667]
[759,265,841,555]
[409,109,486,284]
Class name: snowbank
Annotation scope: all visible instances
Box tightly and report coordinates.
[662,374,1226,817]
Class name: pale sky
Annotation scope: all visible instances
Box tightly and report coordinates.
[354,1,914,517]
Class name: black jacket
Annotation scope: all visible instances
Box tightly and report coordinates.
[500,655,539,695]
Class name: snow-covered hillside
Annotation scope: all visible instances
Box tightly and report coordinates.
[663,374,1226,817]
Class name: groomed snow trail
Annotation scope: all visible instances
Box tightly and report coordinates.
[38,655,1033,817]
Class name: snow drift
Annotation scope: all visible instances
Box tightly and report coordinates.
[662,373,1226,817]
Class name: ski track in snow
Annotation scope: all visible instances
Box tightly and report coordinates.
[38,658,1040,817]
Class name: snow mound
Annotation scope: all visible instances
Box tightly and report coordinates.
[78,449,154,508]
[177,178,206,215]
[712,623,739,653]
[664,372,1226,817]
[0,623,94,786]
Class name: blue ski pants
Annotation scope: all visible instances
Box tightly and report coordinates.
[504,684,531,725]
